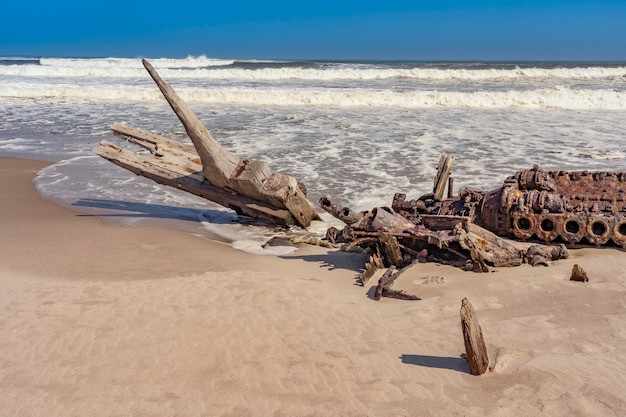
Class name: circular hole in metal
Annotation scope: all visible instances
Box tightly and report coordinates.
[618,223,626,237]
[565,220,580,234]
[516,217,531,230]
[591,221,607,236]
[540,219,554,232]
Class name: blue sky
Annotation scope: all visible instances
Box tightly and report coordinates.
[1,1,625,61]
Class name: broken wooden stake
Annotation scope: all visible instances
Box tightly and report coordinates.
[359,249,383,286]
[433,153,455,200]
[460,297,489,375]
[378,232,405,267]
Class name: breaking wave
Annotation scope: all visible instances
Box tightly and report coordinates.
[0,56,624,81]
[1,82,625,110]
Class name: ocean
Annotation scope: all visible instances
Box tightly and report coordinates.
[1,56,625,253]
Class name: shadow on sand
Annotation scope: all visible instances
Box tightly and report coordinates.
[281,249,368,275]
[400,354,468,373]
[72,198,234,224]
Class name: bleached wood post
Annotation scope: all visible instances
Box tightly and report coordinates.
[433,153,455,200]
[460,297,489,375]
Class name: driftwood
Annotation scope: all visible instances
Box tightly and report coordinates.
[95,59,319,228]
[460,298,489,375]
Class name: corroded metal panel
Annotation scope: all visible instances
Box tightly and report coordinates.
[393,166,626,247]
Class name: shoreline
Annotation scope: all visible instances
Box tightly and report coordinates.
[1,155,625,416]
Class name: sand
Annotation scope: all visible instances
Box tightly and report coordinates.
[1,156,625,417]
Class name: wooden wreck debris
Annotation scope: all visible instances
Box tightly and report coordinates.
[95,59,319,228]
[433,153,455,200]
[378,232,405,267]
[359,249,383,286]
[316,154,575,280]
[570,264,589,282]
[374,266,420,301]
[460,298,489,376]
[319,196,568,277]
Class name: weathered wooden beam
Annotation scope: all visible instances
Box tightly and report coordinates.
[460,298,489,375]
[142,59,240,187]
[111,122,198,156]
[433,153,455,200]
[110,124,202,175]
[359,249,383,286]
[378,232,404,267]
[95,140,296,226]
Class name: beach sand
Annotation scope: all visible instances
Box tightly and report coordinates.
[1,156,625,416]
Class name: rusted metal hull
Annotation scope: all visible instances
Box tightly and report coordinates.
[393,166,626,247]
[477,167,626,246]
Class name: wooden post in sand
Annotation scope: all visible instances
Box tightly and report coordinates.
[460,297,489,375]
[433,153,455,200]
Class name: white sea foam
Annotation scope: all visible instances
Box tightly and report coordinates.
[0,138,32,151]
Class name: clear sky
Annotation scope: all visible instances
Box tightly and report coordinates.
[1,1,625,61]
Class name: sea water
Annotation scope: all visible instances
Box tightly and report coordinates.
[1,57,625,253]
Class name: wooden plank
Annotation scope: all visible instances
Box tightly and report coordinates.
[94,141,296,226]
[359,249,383,286]
[460,298,489,375]
[433,153,455,200]
[111,123,198,155]
[378,232,405,267]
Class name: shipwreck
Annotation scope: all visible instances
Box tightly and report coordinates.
[95,60,319,229]
[95,60,625,286]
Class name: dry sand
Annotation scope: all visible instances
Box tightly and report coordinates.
[1,156,625,417]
